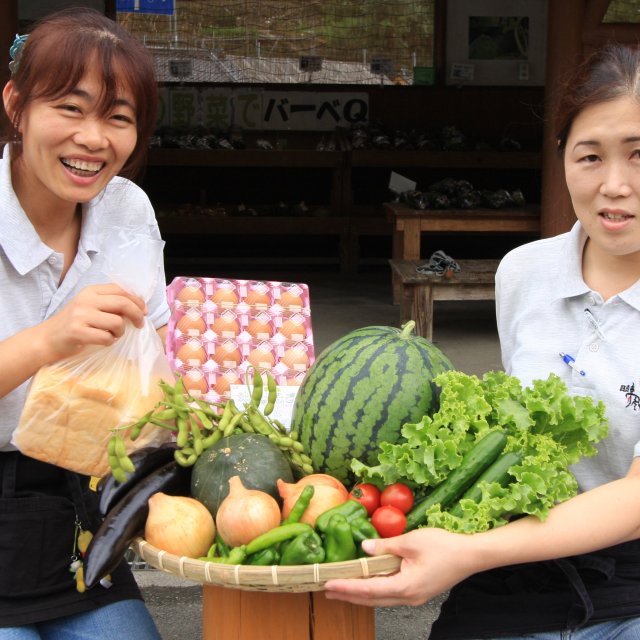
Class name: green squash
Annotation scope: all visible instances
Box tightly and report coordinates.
[190,432,294,517]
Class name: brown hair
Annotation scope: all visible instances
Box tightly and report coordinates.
[2,7,157,180]
[556,44,640,154]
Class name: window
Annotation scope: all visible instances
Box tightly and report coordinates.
[117,0,436,85]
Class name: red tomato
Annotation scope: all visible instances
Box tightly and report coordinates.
[349,483,381,516]
[371,505,406,538]
[380,482,414,514]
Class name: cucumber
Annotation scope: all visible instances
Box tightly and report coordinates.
[404,430,507,531]
[449,451,522,518]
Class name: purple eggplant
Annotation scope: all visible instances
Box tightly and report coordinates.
[84,460,190,589]
[97,443,177,518]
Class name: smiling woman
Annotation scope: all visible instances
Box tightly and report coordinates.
[0,7,169,639]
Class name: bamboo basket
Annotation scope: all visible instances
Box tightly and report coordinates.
[132,537,401,593]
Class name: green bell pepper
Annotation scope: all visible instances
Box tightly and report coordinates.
[279,530,325,565]
[315,499,368,533]
[350,516,380,557]
[324,514,358,563]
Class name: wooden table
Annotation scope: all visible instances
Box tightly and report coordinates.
[384,202,539,302]
[202,586,375,639]
[389,259,499,341]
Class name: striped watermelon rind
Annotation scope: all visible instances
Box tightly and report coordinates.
[292,322,454,483]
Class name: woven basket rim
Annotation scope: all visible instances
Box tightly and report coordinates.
[132,536,401,592]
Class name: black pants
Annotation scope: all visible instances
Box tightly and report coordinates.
[430,542,640,639]
[0,452,141,626]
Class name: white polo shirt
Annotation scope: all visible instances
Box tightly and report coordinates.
[496,221,640,491]
[0,145,171,450]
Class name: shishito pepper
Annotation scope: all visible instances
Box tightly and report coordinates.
[279,530,325,565]
[324,513,357,563]
[199,545,247,565]
[246,547,280,566]
[282,485,314,525]
[315,499,368,533]
[244,522,312,556]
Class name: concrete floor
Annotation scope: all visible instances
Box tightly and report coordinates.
[136,264,502,639]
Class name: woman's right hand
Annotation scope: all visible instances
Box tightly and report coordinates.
[40,283,148,363]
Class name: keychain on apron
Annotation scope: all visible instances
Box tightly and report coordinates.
[69,514,112,592]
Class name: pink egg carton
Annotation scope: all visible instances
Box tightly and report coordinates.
[165,276,315,403]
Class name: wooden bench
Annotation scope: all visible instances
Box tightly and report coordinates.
[389,259,499,341]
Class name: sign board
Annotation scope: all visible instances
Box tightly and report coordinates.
[157,87,369,131]
[116,0,174,14]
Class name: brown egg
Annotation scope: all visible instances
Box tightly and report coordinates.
[213,371,241,396]
[281,346,310,371]
[175,282,206,305]
[279,289,303,310]
[279,318,306,341]
[211,312,240,338]
[210,286,239,308]
[247,345,275,370]
[212,342,242,368]
[244,288,271,308]
[246,317,273,340]
[176,311,207,337]
[176,341,207,367]
[182,370,209,396]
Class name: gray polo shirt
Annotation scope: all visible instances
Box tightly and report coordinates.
[0,145,170,451]
[496,221,640,491]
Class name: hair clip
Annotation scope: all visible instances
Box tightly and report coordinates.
[9,34,28,75]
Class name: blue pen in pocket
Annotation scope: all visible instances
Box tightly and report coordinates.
[559,352,586,376]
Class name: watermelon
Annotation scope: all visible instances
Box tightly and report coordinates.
[291,321,454,483]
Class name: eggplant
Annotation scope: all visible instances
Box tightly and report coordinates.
[84,460,191,589]
[97,443,178,518]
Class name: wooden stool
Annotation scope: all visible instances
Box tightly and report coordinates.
[202,585,375,639]
[389,259,499,341]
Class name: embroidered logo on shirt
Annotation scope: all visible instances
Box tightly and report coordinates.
[620,383,640,410]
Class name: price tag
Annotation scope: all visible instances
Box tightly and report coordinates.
[228,384,301,430]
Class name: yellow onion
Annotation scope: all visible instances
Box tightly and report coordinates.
[145,492,215,558]
[215,476,281,547]
[277,478,348,527]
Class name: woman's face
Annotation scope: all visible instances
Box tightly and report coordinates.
[564,95,640,257]
[5,64,138,212]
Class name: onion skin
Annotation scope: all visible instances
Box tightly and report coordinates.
[216,476,281,547]
[289,474,349,500]
[145,493,216,558]
[278,479,348,527]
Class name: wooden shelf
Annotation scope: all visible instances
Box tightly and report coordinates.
[148,148,343,168]
[158,215,349,235]
[146,145,542,273]
[350,150,541,169]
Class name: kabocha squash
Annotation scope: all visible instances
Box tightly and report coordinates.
[292,321,454,484]
[190,432,294,517]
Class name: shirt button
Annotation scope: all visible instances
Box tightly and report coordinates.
[588,296,596,305]
[589,343,599,352]
[47,256,57,265]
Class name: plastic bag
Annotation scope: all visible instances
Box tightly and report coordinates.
[13,229,173,477]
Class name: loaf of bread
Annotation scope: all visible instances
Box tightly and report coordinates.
[14,358,171,477]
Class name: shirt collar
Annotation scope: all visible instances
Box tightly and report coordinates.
[550,221,591,303]
[0,144,104,275]
[0,145,54,275]
[549,220,640,311]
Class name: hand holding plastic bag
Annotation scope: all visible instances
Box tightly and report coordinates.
[13,229,173,477]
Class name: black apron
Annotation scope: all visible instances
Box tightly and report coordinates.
[430,541,640,639]
[0,452,142,627]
